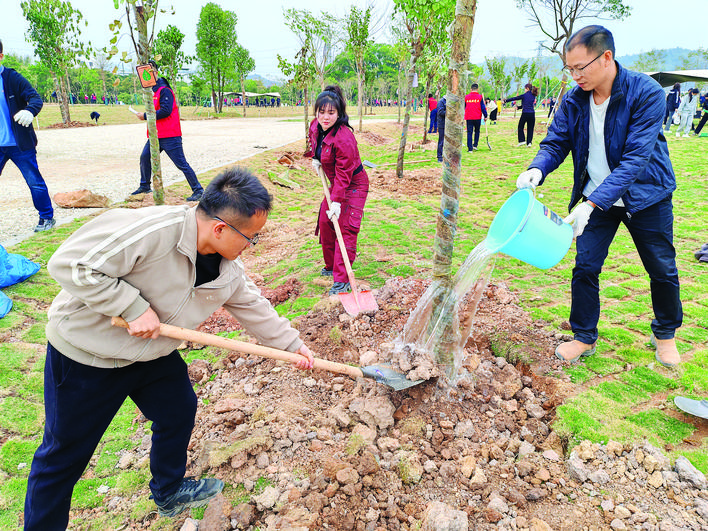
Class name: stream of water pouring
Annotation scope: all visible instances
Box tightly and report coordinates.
[400,239,497,383]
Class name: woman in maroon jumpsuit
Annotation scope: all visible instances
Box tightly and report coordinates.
[304,85,369,295]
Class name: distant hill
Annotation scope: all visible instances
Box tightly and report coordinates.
[247,73,279,87]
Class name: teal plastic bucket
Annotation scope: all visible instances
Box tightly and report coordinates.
[485,188,573,269]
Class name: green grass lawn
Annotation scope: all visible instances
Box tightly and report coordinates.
[1,112,706,529]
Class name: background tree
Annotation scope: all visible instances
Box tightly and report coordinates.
[515,0,631,120]
[108,0,166,203]
[345,5,373,133]
[196,3,238,113]
[233,44,255,117]
[680,48,708,70]
[392,0,455,178]
[278,43,316,149]
[630,49,667,72]
[21,0,90,124]
[153,24,191,85]
[418,37,450,143]
[485,55,510,99]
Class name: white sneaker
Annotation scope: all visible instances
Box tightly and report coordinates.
[517,142,525,147]
[527,143,532,147]
[683,134,690,138]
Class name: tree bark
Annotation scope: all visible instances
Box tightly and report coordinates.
[431,0,477,372]
[356,58,364,133]
[303,86,310,152]
[422,75,432,144]
[52,72,69,124]
[241,76,247,117]
[134,3,163,204]
[61,72,72,123]
[395,53,418,179]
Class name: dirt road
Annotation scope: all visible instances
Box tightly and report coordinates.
[0,117,306,246]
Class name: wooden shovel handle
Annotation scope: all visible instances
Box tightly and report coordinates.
[316,166,362,306]
[111,317,363,379]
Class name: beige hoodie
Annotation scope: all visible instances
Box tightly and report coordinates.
[46,205,302,368]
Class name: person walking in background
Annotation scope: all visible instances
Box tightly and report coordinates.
[487,98,498,124]
[132,60,204,202]
[436,96,447,162]
[547,95,557,118]
[516,25,682,367]
[664,82,681,132]
[464,83,487,152]
[693,93,708,136]
[677,88,699,138]
[427,93,438,134]
[0,39,55,232]
[504,83,538,147]
[304,85,369,296]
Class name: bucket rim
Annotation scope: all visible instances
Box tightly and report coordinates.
[485,188,535,253]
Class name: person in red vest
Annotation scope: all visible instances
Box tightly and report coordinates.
[131,61,204,201]
[464,83,487,151]
[427,93,438,133]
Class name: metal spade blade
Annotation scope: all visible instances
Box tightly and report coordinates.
[674,396,708,420]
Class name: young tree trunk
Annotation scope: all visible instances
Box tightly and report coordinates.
[303,85,310,152]
[52,72,69,124]
[431,0,477,373]
[548,72,569,124]
[61,72,72,122]
[422,75,431,144]
[241,76,247,117]
[395,54,419,179]
[397,68,403,124]
[356,58,364,133]
[134,3,163,204]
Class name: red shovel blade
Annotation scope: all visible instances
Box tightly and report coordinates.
[338,289,378,316]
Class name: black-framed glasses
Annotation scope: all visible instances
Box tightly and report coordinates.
[213,216,259,246]
[563,52,605,77]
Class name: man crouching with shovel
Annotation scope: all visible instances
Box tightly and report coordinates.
[24,167,315,530]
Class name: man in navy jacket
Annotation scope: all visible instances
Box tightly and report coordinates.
[516,25,682,367]
[0,40,55,232]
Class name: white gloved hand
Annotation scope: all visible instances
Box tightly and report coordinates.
[563,202,594,238]
[326,201,341,221]
[14,110,34,127]
[516,168,542,189]
[312,159,322,173]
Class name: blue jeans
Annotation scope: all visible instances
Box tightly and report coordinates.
[570,197,682,344]
[466,119,481,150]
[0,145,53,219]
[428,108,438,133]
[24,345,197,531]
[140,137,203,193]
[437,121,445,161]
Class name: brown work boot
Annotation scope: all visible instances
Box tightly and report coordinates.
[650,335,680,368]
[554,340,596,362]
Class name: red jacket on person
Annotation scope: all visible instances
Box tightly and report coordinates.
[147,80,182,139]
[464,90,487,120]
[304,119,369,203]
[428,97,437,111]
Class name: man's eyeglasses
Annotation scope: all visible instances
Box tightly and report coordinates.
[563,52,605,77]
[213,216,259,246]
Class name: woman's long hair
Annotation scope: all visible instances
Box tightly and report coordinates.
[525,83,539,97]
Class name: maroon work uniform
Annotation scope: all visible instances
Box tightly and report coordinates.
[304,119,369,284]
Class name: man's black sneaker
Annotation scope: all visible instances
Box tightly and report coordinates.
[34,218,56,232]
[320,268,333,277]
[131,187,151,195]
[329,281,351,295]
[153,477,224,518]
[185,190,203,202]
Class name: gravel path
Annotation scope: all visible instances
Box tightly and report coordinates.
[0,117,306,246]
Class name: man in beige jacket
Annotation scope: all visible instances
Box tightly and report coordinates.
[24,167,315,530]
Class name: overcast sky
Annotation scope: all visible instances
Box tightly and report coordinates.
[1,0,704,81]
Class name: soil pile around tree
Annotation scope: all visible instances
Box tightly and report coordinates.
[103,277,707,530]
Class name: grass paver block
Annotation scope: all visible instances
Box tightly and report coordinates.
[626,410,694,445]
[620,366,679,393]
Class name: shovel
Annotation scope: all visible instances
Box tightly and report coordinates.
[112,317,422,391]
[362,159,429,169]
[316,166,378,316]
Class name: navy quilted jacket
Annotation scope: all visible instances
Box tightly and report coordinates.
[1,67,43,152]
